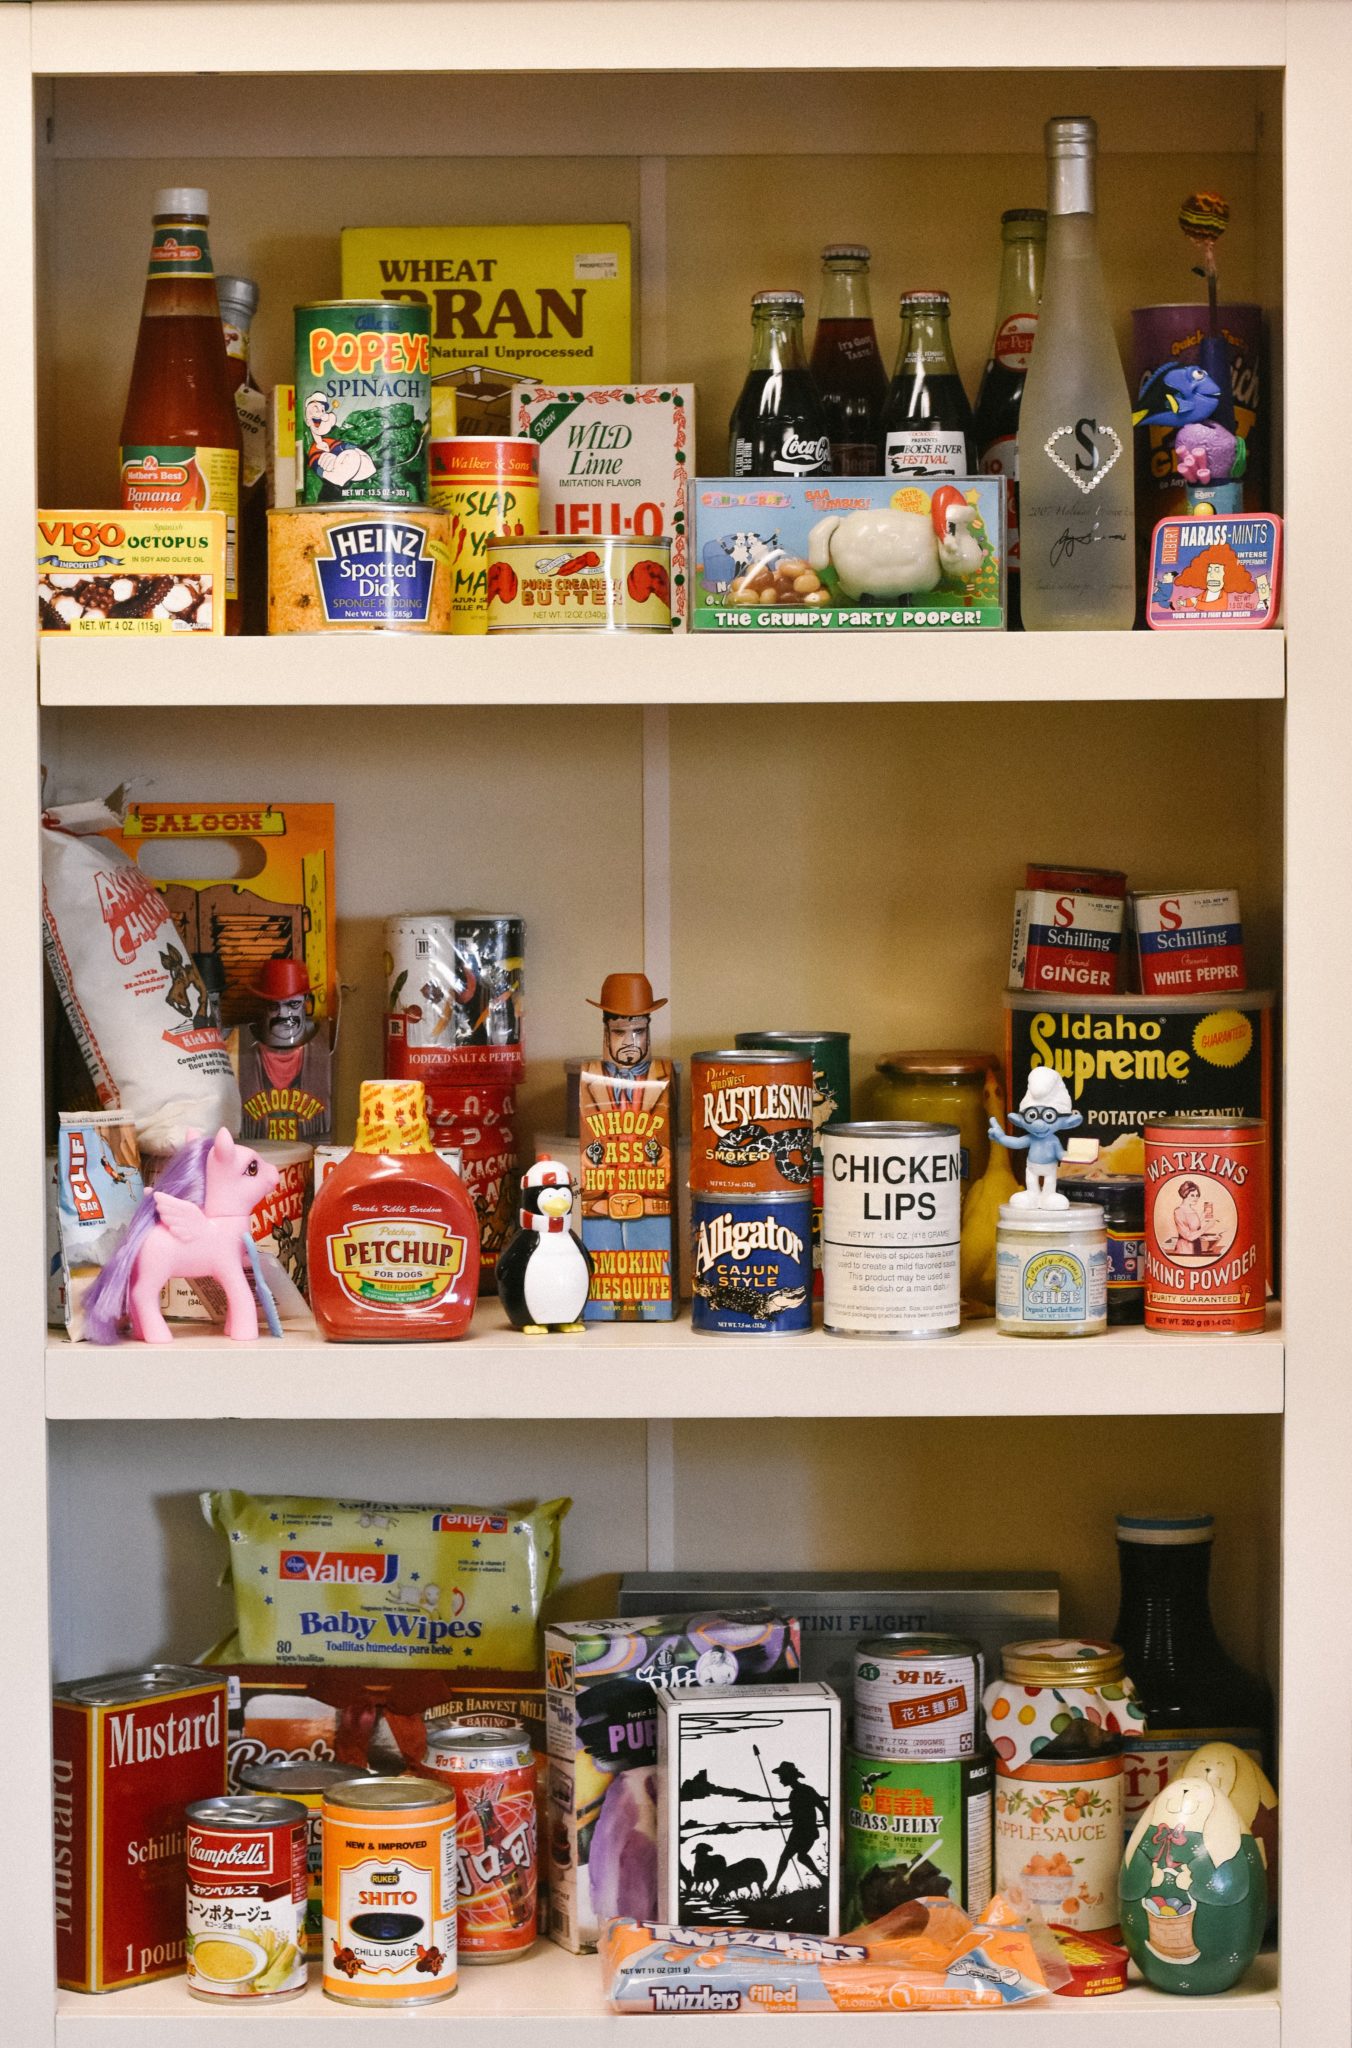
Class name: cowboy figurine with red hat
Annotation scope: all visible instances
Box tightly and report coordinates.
[238,955,333,1144]
[578,971,676,1322]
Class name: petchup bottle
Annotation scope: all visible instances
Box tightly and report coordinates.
[974,210,1046,628]
[810,245,888,475]
[879,291,976,480]
[119,189,244,634]
[1017,118,1135,629]
[729,292,831,478]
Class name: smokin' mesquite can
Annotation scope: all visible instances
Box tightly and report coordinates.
[295,300,432,508]
[844,1747,993,1923]
[691,1192,814,1333]
[854,1634,985,1762]
[184,1795,308,2002]
[420,1723,538,1961]
[820,1121,961,1336]
[322,1775,458,2006]
[1143,1116,1268,1333]
[690,1049,814,1198]
[239,1761,370,1959]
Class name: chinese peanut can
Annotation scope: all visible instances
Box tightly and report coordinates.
[420,1724,538,1962]
[436,438,541,632]
[1143,1116,1267,1334]
[485,533,672,631]
[853,1634,983,1762]
[690,1048,814,1197]
[322,1775,457,2005]
[185,1794,308,2001]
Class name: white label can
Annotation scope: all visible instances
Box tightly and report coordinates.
[821,1121,961,1336]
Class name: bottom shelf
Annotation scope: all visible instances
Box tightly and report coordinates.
[55,1947,1280,2041]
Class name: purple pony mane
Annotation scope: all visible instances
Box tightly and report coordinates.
[84,1133,213,1345]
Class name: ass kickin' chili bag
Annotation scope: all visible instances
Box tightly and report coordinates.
[202,1491,569,1671]
[42,800,240,1154]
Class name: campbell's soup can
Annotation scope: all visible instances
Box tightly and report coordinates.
[420,1724,538,1962]
[1144,1116,1268,1333]
[240,1761,371,1959]
[185,1795,308,2001]
[323,1776,457,2005]
[854,1634,984,1762]
[485,533,672,631]
[821,1122,961,1336]
[434,438,541,633]
[690,1049,814,1198]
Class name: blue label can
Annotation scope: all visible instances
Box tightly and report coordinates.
[690,1194,813,1334]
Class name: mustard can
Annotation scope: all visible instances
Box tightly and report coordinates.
[486,535,673,632]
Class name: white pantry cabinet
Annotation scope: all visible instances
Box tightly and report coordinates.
[4,3,1350,2042]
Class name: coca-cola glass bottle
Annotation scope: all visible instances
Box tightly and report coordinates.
[974,209,1046,629]
[810,245,888,474]
[728,291,831,478]
[879,290,975,479]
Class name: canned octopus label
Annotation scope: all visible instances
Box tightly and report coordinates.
[844,1750,993,1923]
[821,1123,961,1335]
[853,1636,983,1762]
[690,1051,814,1197]
[185,1797,308,2001]
[1144,1118,1267,1333]
[691,1194,813,1333]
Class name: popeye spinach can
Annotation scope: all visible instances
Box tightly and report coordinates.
[296,301,432,507]
[691,1193,813,1334]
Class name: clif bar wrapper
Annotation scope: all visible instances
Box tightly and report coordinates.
[1010,889,1125,994]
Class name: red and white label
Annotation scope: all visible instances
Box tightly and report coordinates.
[994,313,1037,370]
[1133,889,1246,995]
[1011,890,1125,994]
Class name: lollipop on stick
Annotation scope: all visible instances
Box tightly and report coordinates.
[1179,191,1235,434]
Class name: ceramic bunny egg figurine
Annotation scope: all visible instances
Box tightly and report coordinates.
[1176,1741,1278,1933]
[1120,1773,1265,1994]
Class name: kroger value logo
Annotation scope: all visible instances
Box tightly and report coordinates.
[280,1549,400,1584]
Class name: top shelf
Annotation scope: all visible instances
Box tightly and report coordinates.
[38,629,1285,710]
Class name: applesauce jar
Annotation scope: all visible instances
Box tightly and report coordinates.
[873,1052,997,1196]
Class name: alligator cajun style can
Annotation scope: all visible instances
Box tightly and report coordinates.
[485,533,672,631]
[434,438,541,633]
[420,1724,538,1962]
[735,1030,851,1299]
[690,1049,814,1198]
[239,1760,369,1960]
[844,1747,993,1924]
[691,1192,813,1334]
[821,1122,962,1337]
[853,1634,984,1762]
[185,1794,308,2002]
[1143,1116,1267,1333]
[295,300,432,507]
[323,1775,457,2005]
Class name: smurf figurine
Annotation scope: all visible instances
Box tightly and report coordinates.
[497,1158,593,1334]
[988,1065,1093,1208]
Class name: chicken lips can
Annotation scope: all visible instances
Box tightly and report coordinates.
[420,1724,538,1961]
[853,1635,984,1763]
[1143,1116,1267,1333]
[184,1794,308,2002]
[690,1048,814,1198]
[485,533,672,631]
[691,1192,813,1334]
[267,504,451,632]
[322,1775,457,2004]
[820,1121,961,1337]
[295,300,431,508]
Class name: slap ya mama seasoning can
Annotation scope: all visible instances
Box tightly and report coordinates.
[691,1193,813,1333]
[434,438,540,633]
[322,1775,457,2005]
[844,1748,993,1922]
[267,504,451,631]
[1144,1117,1267,1333]
[820,1122,961,1337]
[295,300,431,507]
[485,534,672,631]
[690,1049,814,1197]
[421,1724,538,1961]
[853,1635,984,1761]
[184,1794,308,2001]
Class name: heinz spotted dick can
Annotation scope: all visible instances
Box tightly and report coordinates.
[821,1122,961,1336]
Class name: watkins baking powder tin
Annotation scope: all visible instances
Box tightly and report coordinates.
[820,1121,961,1336]
[690,1049,814,1197]
[1144,1116,1267,1333]
[691,1192,813,1333]
[854,1634,984,1762]
[185,1794,308,2002]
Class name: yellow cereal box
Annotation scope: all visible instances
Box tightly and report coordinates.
[340,224,632,382]
[37,510,226,633]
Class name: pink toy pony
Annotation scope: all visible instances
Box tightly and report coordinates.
[84,1127,280,1345]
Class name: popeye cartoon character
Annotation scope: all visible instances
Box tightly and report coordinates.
[238,956,332,1143]
[988,1065,1090,1208]
[303,392,376,494]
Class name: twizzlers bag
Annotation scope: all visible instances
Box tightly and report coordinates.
[42,800,239,1153]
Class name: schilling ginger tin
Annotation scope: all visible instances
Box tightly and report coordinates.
[322,1775,457,2005]
[1143,1116,1267,1334]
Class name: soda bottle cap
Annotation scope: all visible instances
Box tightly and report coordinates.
[821,243,871,262]
[154,186,210,216]
[900,290,951,310]
[1116,1513,1215,1546]
[751,290,804,308]
[1000,207,1047,225]
[1045,115,1098,156]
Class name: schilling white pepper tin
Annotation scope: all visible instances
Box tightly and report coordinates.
[820,1121,961,1336]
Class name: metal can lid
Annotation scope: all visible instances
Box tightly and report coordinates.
[268,501,440,519]
[239,1761,371,1795]
[736,1030,850,1048]
[692,1047,810,1067]
[752,290,805,308]
[296,298,428,314]
[821,243,871,262]
[1145,1115,1266,1135]
[55,1664,219,1707]
[186,1794,308,1829]
[1000,1637,1125,1686]
[876,1050,997,1079]
[216,275,259,318]
[857,1632,982,1663]
[999,1202,1105,1231]
[1116,1512,1214,1545]
[824,1119,958,1141]
[424,1721,531,1763]
[322,1773,453,1815]
[154,187,209,216]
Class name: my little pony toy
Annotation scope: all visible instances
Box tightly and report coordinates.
[84,1127,280,1345]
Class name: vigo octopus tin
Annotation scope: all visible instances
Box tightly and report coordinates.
[1144,1116,1267,1333]
[690,1049,814,1198]
[691,1192,813,1334]
[485,534,672,631]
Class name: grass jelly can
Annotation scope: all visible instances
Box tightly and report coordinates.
[854,1634,984,1762]
[820,1122,961,1336]
[844,1748,993,1923]
[690,1192,813,1333]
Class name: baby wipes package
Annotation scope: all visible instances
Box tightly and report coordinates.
[202,1491,568,1671]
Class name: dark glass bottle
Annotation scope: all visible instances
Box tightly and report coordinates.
[810,245,887,474]
[728,291,831,478]
[974,209,1046,630]
[879,291,975,479]
[1113,1513,1272,1839]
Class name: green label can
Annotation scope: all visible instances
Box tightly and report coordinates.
[295,300,432,508]
[843,1749,992,1925]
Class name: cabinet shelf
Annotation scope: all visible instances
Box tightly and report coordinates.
[44,1303,1284,1421]
[37,629,1286,710]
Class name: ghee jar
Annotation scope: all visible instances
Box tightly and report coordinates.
[873,1052,997,1196]
[996,1203,1107,1337]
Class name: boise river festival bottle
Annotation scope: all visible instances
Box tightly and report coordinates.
[729,292,831,478]
[1018,118,1135,629]
[879,291,975,479]
[974,210,1046,630]
[810,245,888,474]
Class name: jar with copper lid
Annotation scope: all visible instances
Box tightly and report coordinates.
[873,1051,997,1196]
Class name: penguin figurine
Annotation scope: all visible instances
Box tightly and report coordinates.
[1120,1773,1266,1994]
[496,1158,593,1334]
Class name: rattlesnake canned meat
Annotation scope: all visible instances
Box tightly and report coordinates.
[690,1050,814,1198]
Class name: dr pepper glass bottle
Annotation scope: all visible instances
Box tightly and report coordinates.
[729,291,831,478]
[810,245,888,474]
[974,209,1045,629]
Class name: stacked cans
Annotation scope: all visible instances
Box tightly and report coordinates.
[845,1634,992,1924]
[735,1030,850,1299]
[689,1047,815,1333]
[384,913,524,1288]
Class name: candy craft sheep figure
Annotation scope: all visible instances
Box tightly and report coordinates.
[807,485,983,601]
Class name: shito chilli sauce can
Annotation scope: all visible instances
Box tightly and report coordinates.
[184,1794,308,2002]
[420,1724,538,1961]
[1144,1116,1268,1333]
[820,1122,961,1336]
[322,1774,458,2005]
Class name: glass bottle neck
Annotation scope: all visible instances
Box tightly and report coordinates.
[748,314,809,374]
[1114,1540,1225,1664]
[894,312,958,377]
[819,264,874,323]
[1047,151,1097,218]
[994,235,1044,323]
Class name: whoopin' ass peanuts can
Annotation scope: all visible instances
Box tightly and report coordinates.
[1143,1116,1267,1334]
[322,1775,458,2005]
[184,1794,308,2002]
[820,1121,961,1336]
[420,1724,539,1961]
[295,300,432,507]
[853,1635,984,1762]
[690,1049,814,1198]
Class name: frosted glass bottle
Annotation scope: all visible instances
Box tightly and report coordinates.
[1019,117,1135,630]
